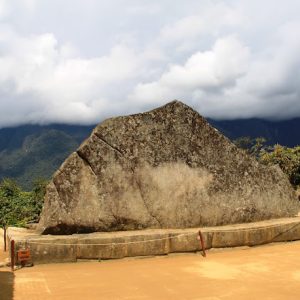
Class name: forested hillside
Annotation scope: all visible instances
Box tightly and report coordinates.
[209,117,300,147]
[0,124,94,190]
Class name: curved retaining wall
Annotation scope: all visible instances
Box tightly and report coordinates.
[7,217,300,265]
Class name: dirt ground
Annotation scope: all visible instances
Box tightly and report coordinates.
[1,241,300,300]
[0,246,8,262]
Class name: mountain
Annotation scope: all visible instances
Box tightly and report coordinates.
[0,118,299,190]
[210,118,300,147]
[0,124,94,190]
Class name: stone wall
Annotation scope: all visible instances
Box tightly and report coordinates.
[7,217,300,264]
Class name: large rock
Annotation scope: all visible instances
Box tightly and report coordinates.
[38,101,299,234]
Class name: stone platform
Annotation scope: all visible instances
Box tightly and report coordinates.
[4,217,300,265]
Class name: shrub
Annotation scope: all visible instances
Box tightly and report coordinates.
[0,178,48,229]
[260,145,300,188]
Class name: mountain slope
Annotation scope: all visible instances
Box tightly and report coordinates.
[0,125,94,189]
[210,118,300,147]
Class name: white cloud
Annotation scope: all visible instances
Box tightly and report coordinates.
[194,21,300,120]
[126,3,161,15]
[0,0,9,18]
[130,17,300,120]
[160,3,243,43]
[0,0,300,127]
[130,36,250,104]
[0,29,142,127]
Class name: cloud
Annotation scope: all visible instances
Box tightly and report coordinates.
[0,0,8,16]
[0,0,300,127]
[130,19,300,120]
[159,3,243,43]
[0,29,142,127]
[126,3,161,15]
[129,36,250,105]
[204,20,300,120]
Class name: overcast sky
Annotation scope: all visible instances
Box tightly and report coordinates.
[0,0,300,127]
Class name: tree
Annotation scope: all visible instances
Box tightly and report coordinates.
[0,178,21,251]
[0,179,21,225]
[31,178,48,222]
[234,137,300,189]
[0,178,48,251]
[260,145,300,188]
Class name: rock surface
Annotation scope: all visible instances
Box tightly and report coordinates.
[38,101,299,234]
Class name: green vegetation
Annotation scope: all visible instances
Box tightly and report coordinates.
[0,124,95,190]
[0,130,79,190]
[0,125,92,231]
[0,178,47,229]
[260,145,300,188]
[234,137,300,189]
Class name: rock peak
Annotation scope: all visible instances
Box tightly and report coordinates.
[38,101,299,234]
[148,99,197,114]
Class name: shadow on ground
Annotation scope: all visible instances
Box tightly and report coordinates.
[0,271,14,300]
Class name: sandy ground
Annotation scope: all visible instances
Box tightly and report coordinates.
[0,246,8,262]
[1,242,300,300]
